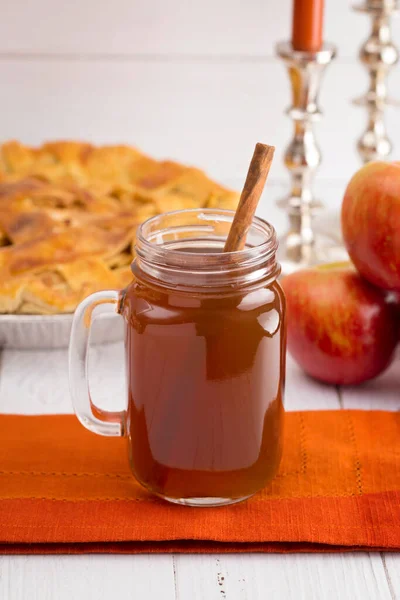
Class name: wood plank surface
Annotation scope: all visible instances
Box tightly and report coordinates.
[0,0,386,59]
[0,343,398,599]
[0,58,395,184]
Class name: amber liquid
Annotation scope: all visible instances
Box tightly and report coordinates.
[123,263,285,501]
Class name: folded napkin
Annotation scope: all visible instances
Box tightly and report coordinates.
[0,411,399,554]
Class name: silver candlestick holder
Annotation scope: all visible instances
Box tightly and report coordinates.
[276,42,344,275]
[353,0,399,162]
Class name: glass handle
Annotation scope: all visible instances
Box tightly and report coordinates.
[68,290,125,437]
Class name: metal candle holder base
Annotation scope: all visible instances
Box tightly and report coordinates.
[353,1,399,163]
[276,42,346,275]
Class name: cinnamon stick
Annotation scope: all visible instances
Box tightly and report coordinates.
[223,143,275,253]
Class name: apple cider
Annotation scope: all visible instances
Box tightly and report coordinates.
[121,209,286,506]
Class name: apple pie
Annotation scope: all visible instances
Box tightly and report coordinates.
[0,141,239,314]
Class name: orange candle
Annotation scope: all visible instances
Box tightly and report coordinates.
[291,0,324,53]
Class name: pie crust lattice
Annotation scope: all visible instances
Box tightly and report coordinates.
[0,141,239,314]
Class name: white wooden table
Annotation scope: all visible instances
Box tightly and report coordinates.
[0,340,399,600]
[0,194,398,599]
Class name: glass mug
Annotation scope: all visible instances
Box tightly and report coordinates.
[69,209,286,507]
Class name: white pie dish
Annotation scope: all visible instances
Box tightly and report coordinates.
[0,312,124,350]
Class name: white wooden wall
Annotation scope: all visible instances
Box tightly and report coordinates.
[0,0,399,201]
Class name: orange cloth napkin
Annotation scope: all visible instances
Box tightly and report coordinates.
[0,411,399,554]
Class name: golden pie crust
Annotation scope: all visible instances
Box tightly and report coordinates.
[0,141,239,314]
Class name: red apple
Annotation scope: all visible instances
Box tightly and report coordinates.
[342,161,400,291]
[281,264,398,385]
